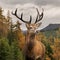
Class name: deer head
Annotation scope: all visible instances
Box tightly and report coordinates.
[12,8,44,33]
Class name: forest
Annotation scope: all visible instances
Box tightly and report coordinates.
[0,7,60,60]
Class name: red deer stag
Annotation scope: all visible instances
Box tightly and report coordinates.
[12,8,45,60]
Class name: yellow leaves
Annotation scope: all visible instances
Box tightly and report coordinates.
[14,29,25,50]
[50,37,60,60]
[11,25,60,60]
[37,30,60,60]
[0,20,8,37]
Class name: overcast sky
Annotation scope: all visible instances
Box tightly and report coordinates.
[0,0,60,30]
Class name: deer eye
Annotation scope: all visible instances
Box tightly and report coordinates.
[30,26,32,29]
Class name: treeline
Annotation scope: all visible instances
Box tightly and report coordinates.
[38,28,60,60]
[0,7,25,60]
[0,7,60,60]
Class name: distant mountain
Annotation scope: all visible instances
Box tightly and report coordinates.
[41,24,60,31]
[23,24,60,33]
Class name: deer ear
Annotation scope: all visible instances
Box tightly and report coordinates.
[36,22,42,27]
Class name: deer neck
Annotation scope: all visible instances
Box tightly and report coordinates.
[26,31,36,41]
[25,31,36,51]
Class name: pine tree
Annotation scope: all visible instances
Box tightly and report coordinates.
[0,7,9,37]
[11,40,25,60]
[0,7,6,22]
[7,10,11,22]
[7,20,15,45]
[0,7,3,19]
[0,38,11,60]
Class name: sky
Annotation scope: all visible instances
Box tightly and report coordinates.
[0,0,60,30]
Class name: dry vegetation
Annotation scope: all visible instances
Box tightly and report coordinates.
[0,7,60,60]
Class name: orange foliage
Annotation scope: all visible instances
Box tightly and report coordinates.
[0,20,8,37]
[14,29,25,50]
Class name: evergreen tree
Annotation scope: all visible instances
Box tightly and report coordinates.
[0,38,11,60]
[0,7,3,19]
[11,40,25,60]
[0,7,9,37]
[0,37,25,60]
[7,20,15,45]
[6,10,11,22]
[0,7,6,22]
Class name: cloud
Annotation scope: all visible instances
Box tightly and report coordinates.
[0,1,60,30]
[42,5,60,25]
[10,4,60,30]
[44,5,60,18]
[0,0,60,6]
[35,0,60,6]
[11,3,44,23]
[0,0,33,5]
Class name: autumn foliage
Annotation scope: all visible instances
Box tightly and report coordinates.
[0,7,60,60]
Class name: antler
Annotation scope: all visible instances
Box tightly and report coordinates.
[12,8,31,24]
[35,8,44,23]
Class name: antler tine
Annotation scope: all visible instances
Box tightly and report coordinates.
[35,8,44,23]
[35,8,39,23]
[29,16,32,23]
[20,13,31,23]
[12,8,31,24]
[12,8,17,16]
[42,8,44,12]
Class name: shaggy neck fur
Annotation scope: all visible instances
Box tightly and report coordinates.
[26,31,36,51]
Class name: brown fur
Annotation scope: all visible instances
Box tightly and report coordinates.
[24,32,45,60]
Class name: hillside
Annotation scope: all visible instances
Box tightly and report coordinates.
[41,24,60,31]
